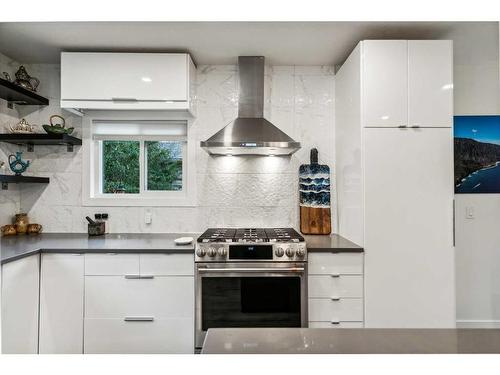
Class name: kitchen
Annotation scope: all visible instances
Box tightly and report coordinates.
[1,14,500,367]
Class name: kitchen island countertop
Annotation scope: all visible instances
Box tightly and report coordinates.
[201,328,500,354]
[1,233,198,264]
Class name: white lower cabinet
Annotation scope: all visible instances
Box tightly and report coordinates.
[39,254,84,354]
[83,253,194,353]
[1,254,40,354]
[308,252,364,328]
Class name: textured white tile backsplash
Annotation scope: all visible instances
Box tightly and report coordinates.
[0,56,335,233]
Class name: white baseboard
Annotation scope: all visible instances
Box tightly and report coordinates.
[456,320,500,328]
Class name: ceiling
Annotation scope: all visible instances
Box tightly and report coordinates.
[0,22,495,66]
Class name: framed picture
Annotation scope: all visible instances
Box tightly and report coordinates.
[455,115,500,193]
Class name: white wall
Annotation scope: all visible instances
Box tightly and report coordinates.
[0,57,335,233]
[441,23,500,327]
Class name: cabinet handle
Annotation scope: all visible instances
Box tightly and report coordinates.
[124,316,154,322]
[124,274,155,279]
[331,296,340,301]
[398,125,408,128]
[331,273,340,278]
[112,97,138,102]
[410,125,421,128]
[331,320,340,325]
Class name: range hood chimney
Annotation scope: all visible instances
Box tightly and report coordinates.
[200,56,301,156]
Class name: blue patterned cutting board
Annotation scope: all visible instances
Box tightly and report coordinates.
[299,163,331,234]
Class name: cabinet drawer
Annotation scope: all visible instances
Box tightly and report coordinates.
[85,276,194,319]
[309,298,363,322]
[84,318,193,354]
[85,253,139,275]
[308,275,363,298]
[308,253,363,275]
[140,253,194,276]
[308,321,364,329]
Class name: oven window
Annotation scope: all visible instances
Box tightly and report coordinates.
[201,277,301,330]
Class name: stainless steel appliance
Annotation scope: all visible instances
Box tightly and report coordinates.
[200,57,301,156]
[195,228,307,349]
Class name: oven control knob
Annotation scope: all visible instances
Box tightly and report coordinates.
[275,247,285,257]
[217,247,227,257]
[207,247,217,257]
[196,247,206,257]
[285,248,295,257]
[296,247,306,257]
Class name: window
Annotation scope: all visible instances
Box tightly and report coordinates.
[83,117,195,206]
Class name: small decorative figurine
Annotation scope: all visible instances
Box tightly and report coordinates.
[14,65,40,92]
[8,151,30,176]
[8,118,36,134]
[2,72,11,81]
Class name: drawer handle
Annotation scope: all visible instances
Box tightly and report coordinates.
[331,320,340,325]
[331,296,340,301]
[331,273,340,278]
[112,97,139,102]
[124,274,155,279]
[124,317,154,322]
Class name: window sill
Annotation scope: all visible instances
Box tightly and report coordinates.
[82,195,196,207]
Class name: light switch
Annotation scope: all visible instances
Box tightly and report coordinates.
[466,206,474,219]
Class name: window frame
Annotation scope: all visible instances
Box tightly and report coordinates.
[82,111,197,207]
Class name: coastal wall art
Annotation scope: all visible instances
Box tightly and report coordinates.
[455,115,500,193]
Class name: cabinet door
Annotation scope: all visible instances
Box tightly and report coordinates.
[362,40,408,127]
[363,128,455,328]
[39,254,84,354]
[1,255,40,354]
[408,40,453,127]
[61,53,188,101]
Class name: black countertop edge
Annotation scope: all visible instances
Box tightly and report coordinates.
[303,233,364,253]
[1,248,194,265]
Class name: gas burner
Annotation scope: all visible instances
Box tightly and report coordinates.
[265,228,304,243]
[197,227,304,243]
[235,228,268,242]
[197,228,236,243]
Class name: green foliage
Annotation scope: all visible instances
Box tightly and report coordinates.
[103,141,140,193]
[102,140,182,194]
[146,141,182,191]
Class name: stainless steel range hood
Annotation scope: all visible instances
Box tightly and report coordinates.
[200,56,301,156]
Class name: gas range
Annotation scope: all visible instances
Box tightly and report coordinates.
[195,227,307,262]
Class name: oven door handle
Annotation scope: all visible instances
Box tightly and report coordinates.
[198,267,305,273]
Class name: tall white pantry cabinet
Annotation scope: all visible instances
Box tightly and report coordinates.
[336,40,455,328]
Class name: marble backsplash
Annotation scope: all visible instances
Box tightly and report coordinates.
[0,53,335,233]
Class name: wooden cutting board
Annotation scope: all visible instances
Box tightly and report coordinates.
[299,148,331,235]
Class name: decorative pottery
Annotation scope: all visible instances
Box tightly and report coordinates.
[27,223,43,235]
[42,115,74,135]
[14,213,29,234]
[1,225,17,236]
[8,118,36,134]
[8,151,30,176]
[14,65,40,92]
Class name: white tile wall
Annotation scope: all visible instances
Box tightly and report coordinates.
[0,53,335,233]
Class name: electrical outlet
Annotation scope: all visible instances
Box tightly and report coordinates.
[466,206,474,219]
[145,211,152,224]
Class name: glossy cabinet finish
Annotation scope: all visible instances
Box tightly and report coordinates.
[39,254,84,354]
[83,253,194,353]
[61,53,196,113]
[363,128,455,327]
[308,253,364,328]
[408,40,453,127]
[1,254,40,354]
[362,40,408,127]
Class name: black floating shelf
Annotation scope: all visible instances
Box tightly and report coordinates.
[0,77,49,106]
[0,133,82,152]
[0,174,50,190]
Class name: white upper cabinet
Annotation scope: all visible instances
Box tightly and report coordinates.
[61,53,196,114]
[362,40,408,127]
[408,40,453,127]
[361,40,453,128]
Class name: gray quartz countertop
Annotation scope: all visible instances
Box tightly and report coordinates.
[201,328,500,354]
[303,234,363,252]
[1,233,198,264]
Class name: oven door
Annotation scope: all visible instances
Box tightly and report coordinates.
[195,262,307,349]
